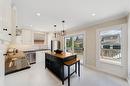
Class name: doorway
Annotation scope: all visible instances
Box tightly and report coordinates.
[64,34,85,64]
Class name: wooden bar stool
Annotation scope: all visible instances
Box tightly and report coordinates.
[64,58,80,86]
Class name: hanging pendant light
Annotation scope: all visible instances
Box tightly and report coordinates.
[61,20,66,36]
[54,24,57,38]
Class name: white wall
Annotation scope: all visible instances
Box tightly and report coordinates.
[128,13,130,84]
[66,16,128,79]
[96,24,128,79]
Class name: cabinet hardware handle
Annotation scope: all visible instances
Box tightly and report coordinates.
[3,28,7,31]
[3,54,7,56]
[8,33,12,36]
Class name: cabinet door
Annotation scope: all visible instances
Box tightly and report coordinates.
[22,29,34,44]
[0,0,12,42]
[0,50,4,86]
[0,50,4,78]
[2,0,11,33]
[0,43,7,85]
[0,0,4,32]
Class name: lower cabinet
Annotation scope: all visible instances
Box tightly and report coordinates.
[24,52,36,64]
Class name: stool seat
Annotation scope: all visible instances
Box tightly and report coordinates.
[64,58,80,66]
[64,57,80,86]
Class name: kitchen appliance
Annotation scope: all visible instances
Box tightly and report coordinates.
[51,40,60,52]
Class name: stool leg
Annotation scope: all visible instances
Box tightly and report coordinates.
[62,65,64,85]
[68,66,70,86]
[75,63,77,74]
[78,61,80,77]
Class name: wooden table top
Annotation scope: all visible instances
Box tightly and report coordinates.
[46,52,76,59]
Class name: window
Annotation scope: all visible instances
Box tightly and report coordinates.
[96,24,125,65]
[100,29,121,63]
[65,34,84,54]
[65,34,84,64]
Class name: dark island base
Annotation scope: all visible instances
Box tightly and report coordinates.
[5,66,31,75]
[45,52,77,84]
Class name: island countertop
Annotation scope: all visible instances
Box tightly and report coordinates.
[45,52,77,84]
[45,52,76,59]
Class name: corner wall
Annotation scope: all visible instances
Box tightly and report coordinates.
[66,16,128,78]
[128,13,130,84]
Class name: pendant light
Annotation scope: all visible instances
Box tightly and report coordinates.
[61,20,66,36]
[54,24,57,38]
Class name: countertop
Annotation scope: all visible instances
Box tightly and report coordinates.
[23,49,50,53]
[46,52,76,59]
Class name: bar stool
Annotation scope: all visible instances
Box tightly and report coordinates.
[64,58,80,86]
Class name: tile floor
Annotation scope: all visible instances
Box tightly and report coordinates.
[5,62,129,86]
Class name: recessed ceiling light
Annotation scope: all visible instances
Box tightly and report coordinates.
[30,25,32,27]
[92,13,96,16]
[36,13,41,16]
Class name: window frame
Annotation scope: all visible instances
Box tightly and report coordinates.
[96,24,126,66]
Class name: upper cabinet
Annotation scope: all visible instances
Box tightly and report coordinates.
[0,0,12,42]
[22,29,34,45]
[0,0,3,31]
[2,0,12,33]
[15,29,34,45]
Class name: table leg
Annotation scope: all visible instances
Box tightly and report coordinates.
[75,63,77,74]
[62,65,64,85]
[78,61,80,77]
[68,66,70,86]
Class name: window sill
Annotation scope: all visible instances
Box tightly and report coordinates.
[99,59,121,66]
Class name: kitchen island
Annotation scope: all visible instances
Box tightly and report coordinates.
[45,52,77,84]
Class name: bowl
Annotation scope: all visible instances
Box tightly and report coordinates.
[54,49,63,54]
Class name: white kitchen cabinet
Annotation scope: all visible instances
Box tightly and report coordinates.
[36,51,47,64]
[0,0,4,32]
[0,0,12,85]
[0,0,12,33]
[0,49,5,86]
[15,29,34,46]
[0,42,9,86]
[22,29,34,45]
[0,0,12,42]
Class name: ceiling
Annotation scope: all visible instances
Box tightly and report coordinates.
[12,0,130,32]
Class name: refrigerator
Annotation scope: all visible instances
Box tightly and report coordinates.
[51,40,60,52]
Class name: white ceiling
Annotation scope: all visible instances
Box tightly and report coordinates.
[12,0,130,32]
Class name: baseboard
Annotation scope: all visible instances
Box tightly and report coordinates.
[85,64,126,80]
[5,66,31,75]
[85,65,96,70]
[30,62,36,65]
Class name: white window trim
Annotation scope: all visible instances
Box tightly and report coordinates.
[64,32,87,65]
[96,24,127,66]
